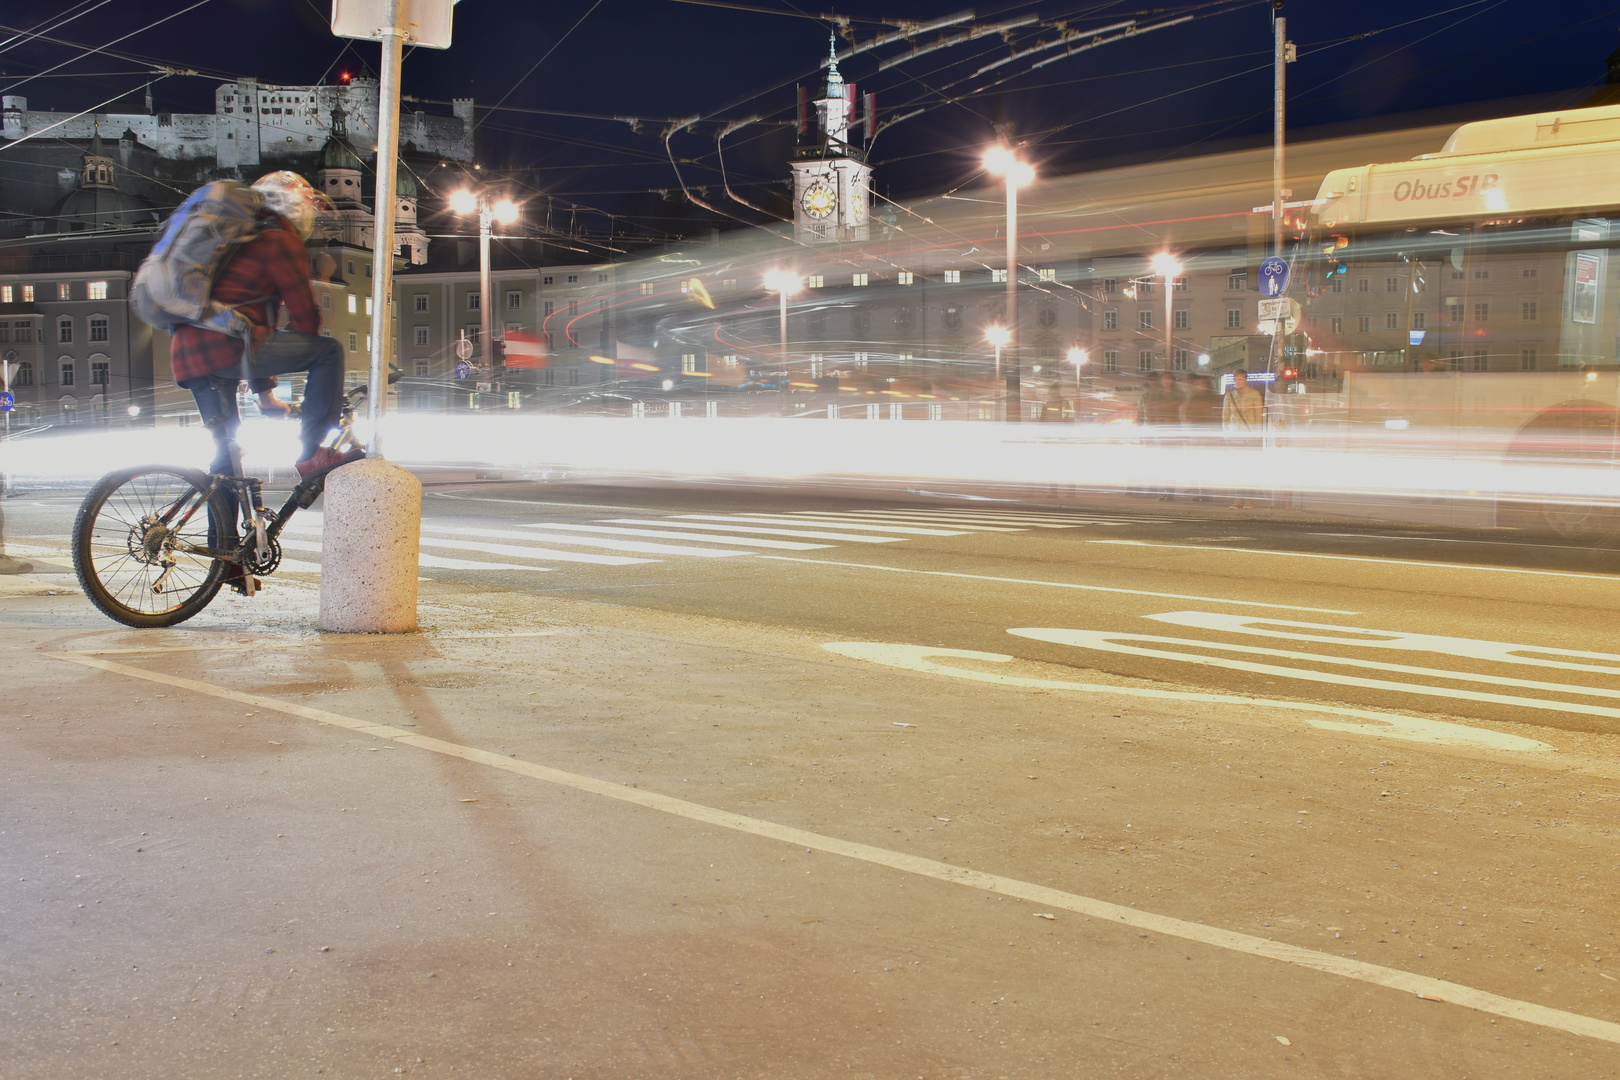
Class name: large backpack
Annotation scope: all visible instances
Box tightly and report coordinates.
[131,180,267,340]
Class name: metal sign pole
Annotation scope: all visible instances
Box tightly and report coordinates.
[365,0,404,458]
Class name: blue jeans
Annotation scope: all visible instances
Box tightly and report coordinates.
[182,330,345,470]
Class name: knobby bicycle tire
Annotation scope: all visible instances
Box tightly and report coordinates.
[72,465,234,628]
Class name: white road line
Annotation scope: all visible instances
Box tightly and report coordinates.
[529,522,831,550]
[1088,539,1620,582]
[757,556,1358,613]
[700,514,969,536]
[443,526,750,559]
[814,511,1082,529]
[627,518,906,543]
[1008,627,1620,721]
[784,513,1025,532]
[46,649,1612,1047]
[277,538,553,573]
[861,509,1114,525]
[416,537,650,566]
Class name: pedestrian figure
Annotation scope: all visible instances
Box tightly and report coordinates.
[1221,368,1265,509]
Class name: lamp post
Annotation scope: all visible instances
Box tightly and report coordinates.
[983,145,1035,421]
[763,271,799,371]
[450,189,519,373]
[1150,252,1181,374]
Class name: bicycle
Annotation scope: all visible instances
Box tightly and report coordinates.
[70,377,380,628]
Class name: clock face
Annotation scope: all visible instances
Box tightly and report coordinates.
[802,180,836,220]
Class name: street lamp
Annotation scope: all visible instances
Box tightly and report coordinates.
[763,271,800,370]
[1150,251,1180,374]
[985,325,1010,389]
[450,189,520,371]
[983,145,1035,421]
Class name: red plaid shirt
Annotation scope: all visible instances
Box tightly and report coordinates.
[169,216,322,384]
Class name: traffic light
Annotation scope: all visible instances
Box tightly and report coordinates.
[1322,234,1349,278]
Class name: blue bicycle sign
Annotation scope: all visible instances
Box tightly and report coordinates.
[1259,257,1291,298]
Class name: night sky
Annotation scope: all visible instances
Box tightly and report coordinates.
[4,0,1618,238]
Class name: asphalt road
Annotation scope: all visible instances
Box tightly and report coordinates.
[3,479,1619,1078]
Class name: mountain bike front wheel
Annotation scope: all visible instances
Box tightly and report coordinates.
[72,466,234,628]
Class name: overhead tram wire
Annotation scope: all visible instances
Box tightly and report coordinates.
[0,0,116,57]
[0,20,236,83]
[474,0,607,135]
[0,0,215,96]
[0,75,170,154]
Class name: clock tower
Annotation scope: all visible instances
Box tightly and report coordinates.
[790,37,872,243]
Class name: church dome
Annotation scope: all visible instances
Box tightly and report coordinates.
[321,103,363,171]
[53,130,158,232]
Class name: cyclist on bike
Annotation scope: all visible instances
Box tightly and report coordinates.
[169,171,354,478]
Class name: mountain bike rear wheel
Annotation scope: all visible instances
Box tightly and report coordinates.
[72,466,233,628]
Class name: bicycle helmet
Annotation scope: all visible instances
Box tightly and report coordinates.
[251,171,333,240]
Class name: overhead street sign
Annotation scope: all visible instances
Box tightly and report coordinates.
[454,359,473,381]
[1259,257,1291,298]
[0,391,13,413]
[331,0,454,48]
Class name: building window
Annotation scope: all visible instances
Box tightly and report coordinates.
[852,273,869,287]
[560,274,575,284]
[1472,352,1488,371]
[321,292,332,310]
[14,361,32,386]
[88,281,107,300]
[1330,316,1342,336]
[1172,309,1188,330]
[58,282,72,301]
[1174,276,1188,291]
[1173,349,1189,371]
[1138,310,1153,330]
[567,300,579,316]
[414,293,428,312]
[1385,312,1400,330]
[1523,267,1538,279]
[1473,302,1489,322]
[0,286,10,303]
[598,273,609,283]
[1037,307,1058,329]
[1357,278,1370,293]
[1358,314,1372,333]
[722,279,737,292]
[1412,311,1426,330]
[1451,269,1465,281]
[1102,278,1117,293]
[466,326,481,344]
[640,282,655,295]
[365,297,372,316]
[414,326,429,346]
[60,362,74,386]
[807,275,824,289]
[543,301,554,317]
[91,360,109,386]
[897,271,913,285]
[1473,269,1490,280]
[1138,280,1155,298]
[1386,277,1400,293]
[681,353,697,373]
[21,286,33,302]
[1226,273,1246,291]
[347,294,357,314]
[347,260,355,276]
[1522,300,1538,322]
[507,291,522,310]
[1137,350,1153,372]
[348,332,358,353]
[1521,348,1538,371]
[467,292,480,310]
[944,270,961,284]
[414,359,430,377]
[992,269,1008,283]
[1447,302,1463,323]
[1104,310,1118,331]
[58,317,72,344]
[1225,308,1242,329]
[1331,277,1343,294]
[89,316,108,342]
[1038,268,1057,282]
[543,275,554,286]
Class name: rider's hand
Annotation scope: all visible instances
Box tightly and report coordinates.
[258,395,291,418]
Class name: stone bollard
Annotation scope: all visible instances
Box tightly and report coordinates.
[318,458,421,633]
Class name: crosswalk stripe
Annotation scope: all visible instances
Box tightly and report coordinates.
[812,510,1092,528]
[518,522,831,550]
[278,538,555,573]
[784,512,1025,532]
[842,508,1093,524]
[417,536,650,566]
[699,514,968,536]
[462,527,750,559]
[647,517,907,543]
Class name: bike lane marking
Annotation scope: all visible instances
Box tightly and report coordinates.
[41,647,1611,1046]
[758,556,1357,614]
